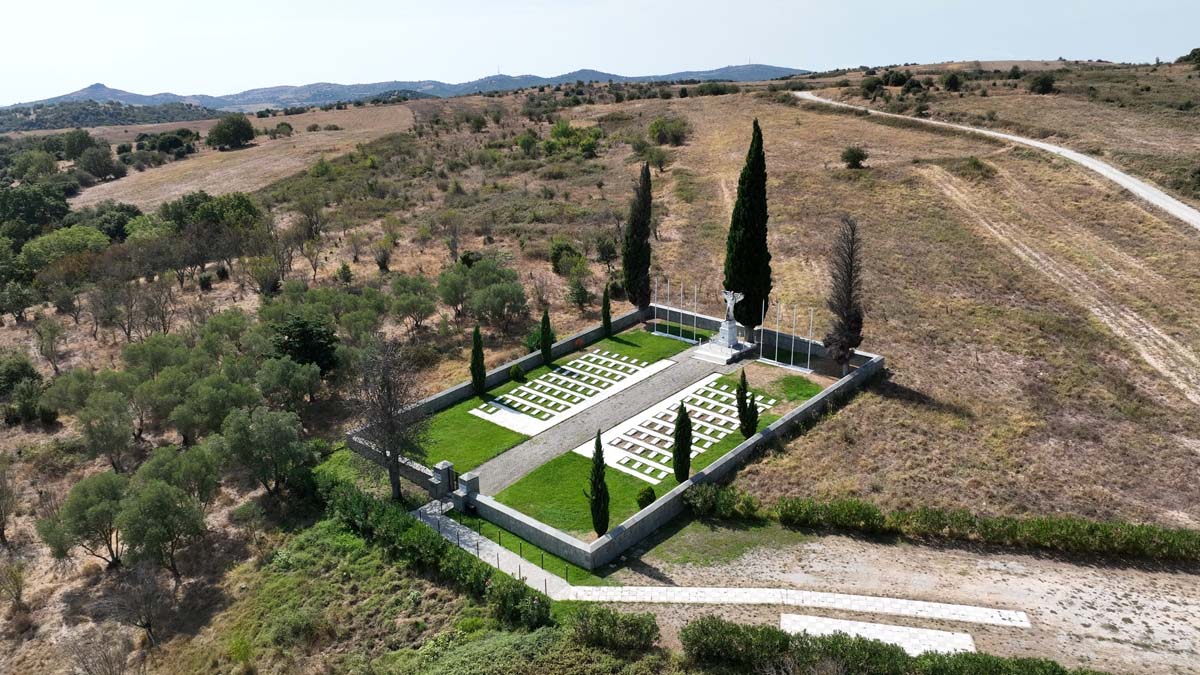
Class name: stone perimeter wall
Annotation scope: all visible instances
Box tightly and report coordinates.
[459,306,884,569]
[346,307,648,491]
[348,304,883,569]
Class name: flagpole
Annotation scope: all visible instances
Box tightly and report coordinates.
[806,308,814,371]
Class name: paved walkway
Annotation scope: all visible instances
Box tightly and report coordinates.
[780,614,976,656]
[794,91,1200,232]
[474,343,732,494]
[414,501,1031,629]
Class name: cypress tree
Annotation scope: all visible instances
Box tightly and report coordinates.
[672,401,692,482]
[539,309,554,366]
[585,431,610,536]
[736,370,759,437]
[601,285,612,336]
[470,325,486,395]
[622,162,653,310]
[723,119,772,331]
[823,215,864,376]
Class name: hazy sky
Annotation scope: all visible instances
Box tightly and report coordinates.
[4,0,1197,105]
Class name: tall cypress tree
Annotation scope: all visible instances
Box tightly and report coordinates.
[539,309,554,366]
[622,162,653,310]
[672,401,692,482]
[723,119,772,331]
[470,325,486,395]
[601,285,612,336]
[736,369,759,437]
[585,431,610,536]
[823,215,864,376]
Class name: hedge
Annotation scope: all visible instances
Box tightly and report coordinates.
[681,615,1110,674]
[314,454,549,629]
[773,497,1200,563]
[570,604,659,653]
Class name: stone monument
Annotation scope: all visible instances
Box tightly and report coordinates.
[717,290,744,348]
[694,289,755,364]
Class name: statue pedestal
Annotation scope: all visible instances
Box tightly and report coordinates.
[695,321,756,365]
[717,320,740,348]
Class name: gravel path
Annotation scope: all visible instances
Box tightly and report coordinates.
[794,91,1200,232]
[474,343,733,494]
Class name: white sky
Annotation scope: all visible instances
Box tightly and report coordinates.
[3,0,1196,105]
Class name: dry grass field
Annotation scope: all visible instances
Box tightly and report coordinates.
[810,60,1200,208]
[63,104,415,210]
[565,92,1200,527]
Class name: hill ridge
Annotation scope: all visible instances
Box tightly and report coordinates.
[14,64,808,111]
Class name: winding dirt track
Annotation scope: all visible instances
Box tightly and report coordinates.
[795,91,1200,407]
[794,91,1200,232]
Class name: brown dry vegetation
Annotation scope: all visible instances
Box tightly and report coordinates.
[811,60,1200,208]
[4,76,1200,672]
[66,104,416,211]
[562,92,1200,527]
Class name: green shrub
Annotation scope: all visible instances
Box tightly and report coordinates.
[315,452,551,627]
[198,272,214,291]
[216,265,230,281]
[841,145,869,169]
[636,485,656,509]
[680,615,791,667]
[487,573,550,630]
[777,497,1200,563]
[549,239,582,275]
[647,116,691,145]
[37,405,58,426]
[570,604,659,652]
[681,615,1110,674]
[508,364,525,382]
[683,484,738,519]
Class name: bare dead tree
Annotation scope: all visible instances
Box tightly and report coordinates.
[139,278,176,335]
[822,215,864,376]
[300,238,322,283]
[64,625,140,675]
[356,339,431,501]
[100,562,173,648]
[86,284,122,342]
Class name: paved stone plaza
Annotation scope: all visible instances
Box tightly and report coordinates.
[469,348,673,436]
[568,372,775,485]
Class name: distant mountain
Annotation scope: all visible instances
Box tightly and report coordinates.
[12,64,808,112]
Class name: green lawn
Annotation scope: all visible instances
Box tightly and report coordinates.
[494,413,779,538]
[646,320,715,343]
[422,329,690,471]
[588,329,693,363]
[423,397,529,472]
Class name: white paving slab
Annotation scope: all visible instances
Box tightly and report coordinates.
[562,586,1030,628]
[470,355,674,436]
[780,614,977,656]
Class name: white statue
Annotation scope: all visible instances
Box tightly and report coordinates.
[721,290,744,323]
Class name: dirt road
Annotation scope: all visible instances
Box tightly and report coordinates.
[616,533,1200,674]
[794,91,1200,232]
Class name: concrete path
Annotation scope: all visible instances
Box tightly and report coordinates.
[474,343,732,494]
[414,500,1031,629]
[780,614,976,656]
[794,91,1200,232]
